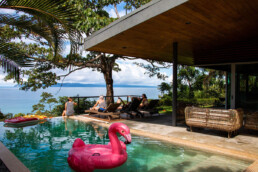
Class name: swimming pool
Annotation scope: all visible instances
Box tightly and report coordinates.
[0,117,252,172]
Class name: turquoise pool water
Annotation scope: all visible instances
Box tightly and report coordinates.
[0,117,252,172]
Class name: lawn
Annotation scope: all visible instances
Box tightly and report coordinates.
[158,105,172,114]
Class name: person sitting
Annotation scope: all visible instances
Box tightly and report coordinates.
[121,94,148,110]
[139,94,148,109]
[90,96,107,110]
[62,97,77,117]
[117,97,126,110]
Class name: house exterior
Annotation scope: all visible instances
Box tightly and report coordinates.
[84,0,258,125]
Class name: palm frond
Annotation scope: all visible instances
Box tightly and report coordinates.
[0,0,83,81]
[0,40,34,66]
[0,0,82,57]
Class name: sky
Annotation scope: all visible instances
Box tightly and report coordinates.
[0,3,172,87]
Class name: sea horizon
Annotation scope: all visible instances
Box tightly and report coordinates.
[0,86,160,115]
[0,82,158,88]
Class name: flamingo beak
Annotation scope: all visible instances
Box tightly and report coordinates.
[124,134,131,144]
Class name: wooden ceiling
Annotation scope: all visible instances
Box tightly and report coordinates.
[84,0,258,66]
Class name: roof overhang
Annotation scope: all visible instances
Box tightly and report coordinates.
[84,0,258,67]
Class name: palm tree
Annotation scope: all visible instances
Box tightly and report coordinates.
[0,0,82,81]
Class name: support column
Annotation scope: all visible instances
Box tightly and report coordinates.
[225,71,228,109]
[172,42,178,126]
[231,64,236,109]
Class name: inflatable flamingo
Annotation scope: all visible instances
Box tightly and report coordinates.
[67,123,131,172]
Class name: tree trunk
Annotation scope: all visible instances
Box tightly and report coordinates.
[100,55,115,105]
[103,68,114,105]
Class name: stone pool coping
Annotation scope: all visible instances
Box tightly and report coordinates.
[70,115,258,172]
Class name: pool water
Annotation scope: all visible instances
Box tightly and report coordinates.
[0,117,252,172]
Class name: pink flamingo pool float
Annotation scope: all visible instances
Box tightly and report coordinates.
[67,123,131,172]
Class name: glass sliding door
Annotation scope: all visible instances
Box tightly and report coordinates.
[236,63,258,111]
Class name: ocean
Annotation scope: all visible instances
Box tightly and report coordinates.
[0,87,159,115]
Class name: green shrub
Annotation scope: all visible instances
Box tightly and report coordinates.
[0,110,4,119]
[50,97,96,116]
[159,94,172,106]
[213,99,224,107]
[74,98,96,114]
[51,96,68,116]
[178,98,197,104]
[196,98,218,106]
[4,113,13,119]
[14,113,26,117]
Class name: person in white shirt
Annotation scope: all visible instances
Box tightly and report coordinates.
[90,96,107,110]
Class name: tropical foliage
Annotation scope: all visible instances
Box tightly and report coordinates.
[0,110,12,121]
[0,0,82,73]
[158,65,226,107]
[32,92,58,113]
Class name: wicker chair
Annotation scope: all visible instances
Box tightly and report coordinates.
[244,111,258,130]
[185,106,243,138]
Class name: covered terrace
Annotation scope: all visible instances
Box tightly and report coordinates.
[84,0,258,126]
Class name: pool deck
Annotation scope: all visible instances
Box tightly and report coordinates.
[71,113,258,172]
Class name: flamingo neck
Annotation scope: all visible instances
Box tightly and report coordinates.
[109,130,122,154]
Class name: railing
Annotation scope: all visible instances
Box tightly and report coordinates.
[70,95,141,113]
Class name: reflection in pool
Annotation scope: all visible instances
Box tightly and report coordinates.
[0,117,252,172]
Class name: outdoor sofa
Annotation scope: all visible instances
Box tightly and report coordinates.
[185,106,243,138]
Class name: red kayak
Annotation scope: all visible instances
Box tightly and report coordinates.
[4,117,39,127]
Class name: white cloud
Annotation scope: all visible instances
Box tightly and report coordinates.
[107,8,126,18]
[113,63,153,85]
[61,44,71,56]
[115,59,172,85]
[0,72,16,86]
[0,59,172,87]
[57,60,172,86]
[167,75,173,83]
[61,68,104,84]
[12,37,37,44]
[0,9,16,15]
